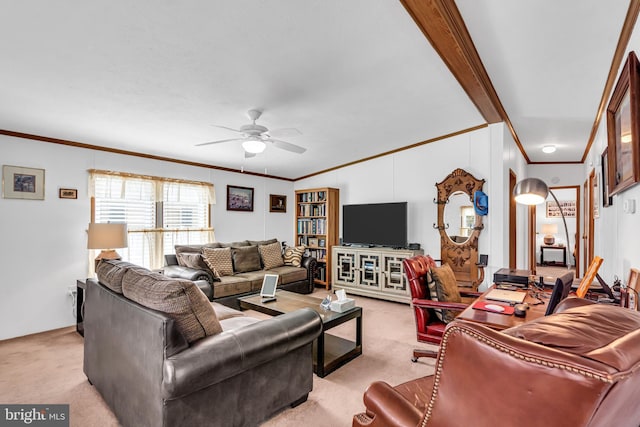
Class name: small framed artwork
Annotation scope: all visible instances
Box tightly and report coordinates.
[601,147,613,207]
[2,165,45,200]
[59,188,78,199]
[269,194,287,213]
[227,185,254,211]
[606,51,640,196]
[546,200,576,218]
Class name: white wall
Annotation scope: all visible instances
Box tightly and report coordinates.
[580,25,640,284]
[296,125,525,290]
[0,135,294,340]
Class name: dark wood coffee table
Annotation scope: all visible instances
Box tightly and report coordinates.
[238,291,362,377]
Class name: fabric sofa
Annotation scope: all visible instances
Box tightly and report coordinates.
[163,239,317,308]
[84,260,322,427]
[353,298,640,427]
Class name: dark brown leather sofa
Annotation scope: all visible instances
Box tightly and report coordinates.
[353,298,640,427]
[84,261,322,427]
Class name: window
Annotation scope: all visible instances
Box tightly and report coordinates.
[89,170,215,270]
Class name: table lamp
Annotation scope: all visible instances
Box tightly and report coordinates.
[87,222,128,267]
[513,177,570,270]
[540,223,558,245]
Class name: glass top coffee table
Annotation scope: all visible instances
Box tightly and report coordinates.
[238,291,362,377]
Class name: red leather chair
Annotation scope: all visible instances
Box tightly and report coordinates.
[403,255,480,361]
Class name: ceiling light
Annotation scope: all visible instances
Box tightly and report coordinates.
[542,145,556,154]
[242,137,266,154]
[621,132,632,143]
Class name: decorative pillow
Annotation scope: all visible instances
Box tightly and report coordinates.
[175,245,209,270]
[96,260,148,294]
[259,242,284,270]
[231,245,262,273]
[430,263,462,324]
[202,247,234,277]
[283,245,306,267]
[122,269,222,343]
[177,252,204,269]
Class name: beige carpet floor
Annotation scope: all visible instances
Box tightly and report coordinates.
[0,289,436,427]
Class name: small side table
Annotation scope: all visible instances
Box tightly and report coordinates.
[76,280,86,337]
[540,245,567,267]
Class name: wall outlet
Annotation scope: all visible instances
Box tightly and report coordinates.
[67,285,77,297]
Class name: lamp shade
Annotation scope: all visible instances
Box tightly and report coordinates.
[87,223,128,249]
[513,178,549,205]
[541,223,558,235]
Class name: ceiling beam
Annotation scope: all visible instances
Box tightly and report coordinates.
[581,0,640,163]
[400,0,530,162]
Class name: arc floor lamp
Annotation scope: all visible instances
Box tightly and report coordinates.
[513,177,571,270]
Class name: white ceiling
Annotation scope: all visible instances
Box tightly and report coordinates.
[0,1,632,179]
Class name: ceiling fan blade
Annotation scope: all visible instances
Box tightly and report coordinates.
[270,139,306,154]
[212,125,242,133]
[268,127,302,138]
[244,151,256,159]
[195,138,243,147]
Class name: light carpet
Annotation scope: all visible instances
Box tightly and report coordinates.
[0,289,436,427]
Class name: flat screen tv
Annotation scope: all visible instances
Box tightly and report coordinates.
[342,202,407,248]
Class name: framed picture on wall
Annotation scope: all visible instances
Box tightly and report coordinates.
[601,147,613,207]
[269,194,286,213]
[227,185,254,211]
[546,200,576,218]
[2,165,45,200]
[606,51,640,196]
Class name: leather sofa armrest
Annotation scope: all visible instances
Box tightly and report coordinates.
[163,265,214,283]
[354,381,423,427]
[301,255,317,291]
[162,308,322,399]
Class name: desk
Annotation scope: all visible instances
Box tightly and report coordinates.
[540,245,567,266]
[456,286,548,330]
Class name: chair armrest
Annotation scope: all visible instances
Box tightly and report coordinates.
[353,381,423,427]
[162,308,322,399]
[412,298,469,311]
[554,296,597,313]
[460,290,483,298]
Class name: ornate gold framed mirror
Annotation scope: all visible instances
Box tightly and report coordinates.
[435,168,485,290]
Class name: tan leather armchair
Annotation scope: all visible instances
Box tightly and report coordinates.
[353,298,640,427]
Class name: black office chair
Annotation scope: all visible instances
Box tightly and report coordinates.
[545,272,574,315]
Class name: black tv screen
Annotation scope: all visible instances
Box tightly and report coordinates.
[342,202,407,248]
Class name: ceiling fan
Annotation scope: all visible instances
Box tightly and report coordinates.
[196,109,306,157]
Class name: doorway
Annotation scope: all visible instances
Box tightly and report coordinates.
[528,185,580,277]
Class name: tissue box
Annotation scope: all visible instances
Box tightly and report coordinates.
[330,298,355,313]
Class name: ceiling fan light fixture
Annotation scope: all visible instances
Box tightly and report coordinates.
[242,137,266,154]
[542,145,556,154]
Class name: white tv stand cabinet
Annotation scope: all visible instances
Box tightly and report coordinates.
[332,246,423,303]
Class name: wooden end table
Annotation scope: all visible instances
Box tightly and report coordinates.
[238,291,362,377]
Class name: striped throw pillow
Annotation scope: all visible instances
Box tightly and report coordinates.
[202,247,234,277]
[283,245,305,267]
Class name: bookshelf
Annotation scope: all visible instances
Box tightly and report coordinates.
[295,187,339,290]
